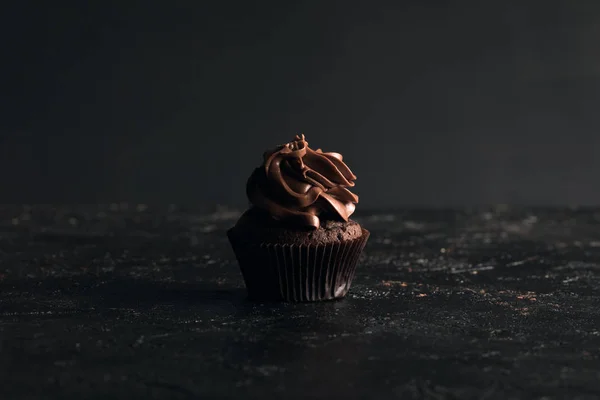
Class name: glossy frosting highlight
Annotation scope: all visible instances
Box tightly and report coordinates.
[246,134,358,229]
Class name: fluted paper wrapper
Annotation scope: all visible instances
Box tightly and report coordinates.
[227,229,370,302]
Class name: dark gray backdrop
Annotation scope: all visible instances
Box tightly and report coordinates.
[2,1,599,207]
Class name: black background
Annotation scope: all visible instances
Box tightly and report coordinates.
[2,1,600,207]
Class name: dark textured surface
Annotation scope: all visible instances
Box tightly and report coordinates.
[1,205,600,399]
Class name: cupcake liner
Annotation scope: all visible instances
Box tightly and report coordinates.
[228,229,370,302]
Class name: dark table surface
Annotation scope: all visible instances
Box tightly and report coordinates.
[1,205,599,399]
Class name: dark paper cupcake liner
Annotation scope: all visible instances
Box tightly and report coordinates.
[228,229,370,302]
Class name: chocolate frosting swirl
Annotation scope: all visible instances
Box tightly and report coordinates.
[247,134,359,229]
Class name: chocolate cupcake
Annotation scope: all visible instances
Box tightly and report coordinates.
[227,134,369,302]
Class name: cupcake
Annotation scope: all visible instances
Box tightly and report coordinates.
[227,134,369,302]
